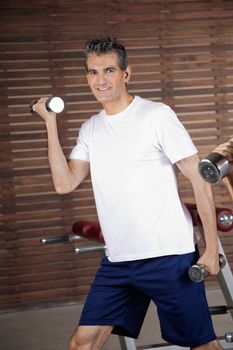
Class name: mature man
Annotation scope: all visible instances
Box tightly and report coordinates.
[33,37,221,350]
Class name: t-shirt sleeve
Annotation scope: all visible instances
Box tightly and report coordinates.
[154,104,198,164]
[69,121,90,162]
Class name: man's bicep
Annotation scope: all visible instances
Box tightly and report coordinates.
[68,159,90,188]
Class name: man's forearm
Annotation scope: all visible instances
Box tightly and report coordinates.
[46,118,75,194]
[193,182,219,251]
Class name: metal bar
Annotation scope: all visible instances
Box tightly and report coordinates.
[119,336,137,350]
[138,345,188,350]
[217,238,233,320]
[75,245,106,254]
[41,234,81,244]
[137,338,233,350]
[209,305,233,315]
[195,220,233,319]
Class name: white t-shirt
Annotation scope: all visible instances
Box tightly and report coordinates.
[69,96,198,262]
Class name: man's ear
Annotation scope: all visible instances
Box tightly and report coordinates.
[124,65,132,83]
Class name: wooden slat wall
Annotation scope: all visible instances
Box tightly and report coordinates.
[1,0,233,313]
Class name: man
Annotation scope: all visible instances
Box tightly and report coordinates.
[33,37,221,350]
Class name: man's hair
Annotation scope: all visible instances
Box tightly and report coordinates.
[83,37,128,71]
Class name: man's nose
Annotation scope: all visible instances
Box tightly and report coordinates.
[97,73,107,85]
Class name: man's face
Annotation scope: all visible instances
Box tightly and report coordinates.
[86,52,131,105]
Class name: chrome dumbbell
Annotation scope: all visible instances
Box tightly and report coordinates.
[30,96,64,116]
[188,254,226,282]
[217,208,233,232]
[225,332,233,342]
[198,152,230,184]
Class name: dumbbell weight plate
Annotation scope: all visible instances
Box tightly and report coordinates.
[29,99,38,115]
[198,152,230,184]
[216,209,233,232]
[188,264,208,282]
[46,96,64,113]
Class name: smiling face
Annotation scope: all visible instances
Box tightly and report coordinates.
[86,52,131,109]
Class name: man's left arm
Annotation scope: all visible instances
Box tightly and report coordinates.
[176,153,220,276]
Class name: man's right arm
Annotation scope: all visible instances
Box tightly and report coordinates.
[33,97,90,194]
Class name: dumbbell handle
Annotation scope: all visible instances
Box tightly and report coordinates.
[75,245,106,254]
[30,96,64,115]
[188,254,226,282]
[41,234,81,244]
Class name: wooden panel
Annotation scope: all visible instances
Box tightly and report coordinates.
[1,0,233,313]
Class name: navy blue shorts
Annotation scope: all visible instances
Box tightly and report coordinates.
[79,250,216,347]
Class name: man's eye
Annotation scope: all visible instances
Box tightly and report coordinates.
[107,69,114,73]
[89,71,96,76]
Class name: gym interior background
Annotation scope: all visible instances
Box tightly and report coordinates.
[0,0,233,348]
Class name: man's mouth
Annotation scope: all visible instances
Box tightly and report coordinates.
[97,86,111,92]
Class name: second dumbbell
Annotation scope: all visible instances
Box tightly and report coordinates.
[198,152,230,184]
[188,254,226,282]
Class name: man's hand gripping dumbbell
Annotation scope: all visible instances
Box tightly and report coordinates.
[29,96,64,117]
[189,253,226,282]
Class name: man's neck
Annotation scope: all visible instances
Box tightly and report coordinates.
[103,94,134,116]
